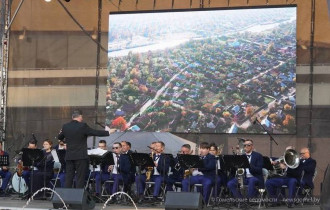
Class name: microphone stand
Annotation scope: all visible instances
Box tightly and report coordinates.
[254,119,278,157]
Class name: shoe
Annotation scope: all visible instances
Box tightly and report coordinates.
[137,195,144,204]
[268,202,280,207]
[288,203,294,208]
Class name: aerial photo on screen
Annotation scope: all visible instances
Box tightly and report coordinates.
[106,6,296,134]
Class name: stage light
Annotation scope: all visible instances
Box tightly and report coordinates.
[44,0,52,2]
[91,27,98,40]
[18,27,26,40]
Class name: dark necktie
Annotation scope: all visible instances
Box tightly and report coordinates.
[116,155,120,173]
[154,154,160,161]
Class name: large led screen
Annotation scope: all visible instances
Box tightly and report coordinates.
[106,6,296,134]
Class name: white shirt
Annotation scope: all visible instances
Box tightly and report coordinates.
[112,153,120,174]
[153,154,161,175]
[245,152,253,178]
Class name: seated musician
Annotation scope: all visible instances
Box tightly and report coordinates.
[227,139,264,199]
[32,139,56,198]
[298,147,316,191]
[135,141,157,203]
[209,142,227,196]
[266,147,316,208]
[54,139,66,187]
[21,139,38,190]
[182,142,216,204]
[121,141,135,194]
[108,142,131,199]
[136,141,170,202]
[89,140,109,196]
[0,141,12,196]
[166,144,192,192]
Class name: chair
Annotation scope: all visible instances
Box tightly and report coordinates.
[193,183,213,206]
[143,181,166,201]
[295,169,318,206]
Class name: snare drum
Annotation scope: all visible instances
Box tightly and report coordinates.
[11,172,28,193]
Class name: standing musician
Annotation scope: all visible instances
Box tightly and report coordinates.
[108,142,131,198]
[58,110,111,189]
[32,139,57,198]
[89,140,110,197]
[0,141,11,196]
[227,139,264,199]
[182,142,216,204]
[166,144,192,192]
[136,141,170,202]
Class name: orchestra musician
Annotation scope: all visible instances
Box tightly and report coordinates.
[107,142,131,201]
[181,142,216,204]
[0,141,11,196]
[32,139,56,198]
[266,147,316,208]
[89,140,110,197]
[135,142,157,203]
[227,139,264,199]
[58,109,111,188]
[54,139,66,187]
[21,139,38,191]
[136,141,170,202]
[121,141,135,195]
[166,144,192,192]
[209,143,227,197]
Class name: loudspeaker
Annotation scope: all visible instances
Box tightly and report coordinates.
[52,188,95,210]
[321,164,330,210]
[165,191,202,210]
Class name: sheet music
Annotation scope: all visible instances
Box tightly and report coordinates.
[88,148,107,156]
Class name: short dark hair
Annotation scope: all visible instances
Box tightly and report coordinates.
[157,141,165,148]
[99,140,107,145]
[199,142,210,149]
[29,139,38,146]
[181,144,191,150]
[121,141,131,148]
[113,142,122,147]
[72,109,83,118]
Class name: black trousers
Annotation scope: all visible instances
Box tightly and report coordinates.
[65,159,88,188]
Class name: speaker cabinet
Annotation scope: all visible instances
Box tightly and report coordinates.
[165,191,202,210]
[52,188,95,210]
[321,164,330,210]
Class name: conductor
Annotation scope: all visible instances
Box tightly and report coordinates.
[58,110,111,188]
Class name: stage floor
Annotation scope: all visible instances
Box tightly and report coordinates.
[0,196,321,210]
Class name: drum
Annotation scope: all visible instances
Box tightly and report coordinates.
[11,172,28,193]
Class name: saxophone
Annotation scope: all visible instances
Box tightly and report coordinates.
[145,151,154,181]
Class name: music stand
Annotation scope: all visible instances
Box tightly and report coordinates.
[222,155,250,169]
[177,154,204,192]
[0,154,9,166]
[21,148,44,198]
[263,156,273,171]
[130,153,155,200]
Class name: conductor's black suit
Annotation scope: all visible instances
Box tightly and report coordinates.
[58,120,109,188]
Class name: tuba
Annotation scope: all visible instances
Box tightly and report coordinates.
[271,149,300,177]
[233,139,245,188]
